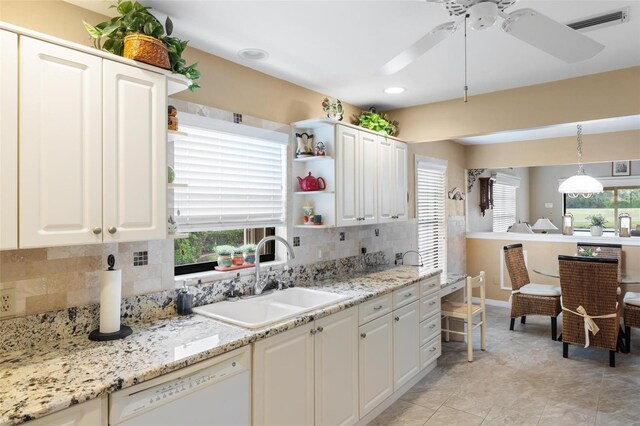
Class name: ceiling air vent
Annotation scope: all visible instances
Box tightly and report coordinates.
[567,7,629,32]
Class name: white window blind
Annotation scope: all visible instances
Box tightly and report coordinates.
[492,183,516,232]
[173,114,287,232]
[416,157,447,279]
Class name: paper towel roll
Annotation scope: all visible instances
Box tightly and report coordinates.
[99,269,122,333]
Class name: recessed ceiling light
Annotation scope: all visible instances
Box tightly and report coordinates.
[238,48,269,61]
[384,87,405,94]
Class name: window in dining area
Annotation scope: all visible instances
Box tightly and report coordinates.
[564,186,640,230]
[492,183,517,232]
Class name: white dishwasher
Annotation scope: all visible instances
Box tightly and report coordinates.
[110,346,250,426]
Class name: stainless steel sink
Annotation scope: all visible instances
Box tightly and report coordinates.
[193,288,349,329]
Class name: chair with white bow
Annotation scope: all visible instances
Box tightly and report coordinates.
[558,255,620,367]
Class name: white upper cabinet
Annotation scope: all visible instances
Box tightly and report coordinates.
[394,141,408,221]
[103,61,166,242]
[0,30,18,250]
[19,37,103,248]
[378,138,408,223]
[337,125,378,226]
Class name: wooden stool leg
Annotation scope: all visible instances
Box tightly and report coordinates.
[481,310,486,351]
[467,318,473,362]
[445,316,450,342]
[510,318,515,331]
[521,316,527,324]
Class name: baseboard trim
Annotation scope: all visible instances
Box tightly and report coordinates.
[472,297,511,308]
[356,361,437,425]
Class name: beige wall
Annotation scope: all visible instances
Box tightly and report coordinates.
[467,238,640,302]
[465,130,640,170]
[389,67,640,142]
[0,0,363,124]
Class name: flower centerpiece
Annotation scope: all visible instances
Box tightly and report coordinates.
[351,107,399,136]
[83,0,200,90]
[586,214,607,237]
[578,247,601,257]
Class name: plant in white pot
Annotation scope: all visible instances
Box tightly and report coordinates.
[587,214,607,236]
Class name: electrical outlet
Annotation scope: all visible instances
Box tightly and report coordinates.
[395,253,403,261]
[0,288,16,318]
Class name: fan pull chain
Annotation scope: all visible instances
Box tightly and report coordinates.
[464,14,469,103]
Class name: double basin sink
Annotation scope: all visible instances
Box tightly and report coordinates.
[193,287,350,329]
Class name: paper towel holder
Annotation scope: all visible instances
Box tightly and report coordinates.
[89,254,133,341]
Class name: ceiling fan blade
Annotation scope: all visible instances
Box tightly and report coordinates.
[378,21,457,75]
[502,8,605,63]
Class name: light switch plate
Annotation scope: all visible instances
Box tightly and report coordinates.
[545,203,553,208]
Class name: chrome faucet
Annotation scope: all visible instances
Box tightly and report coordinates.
[254,236,296,295]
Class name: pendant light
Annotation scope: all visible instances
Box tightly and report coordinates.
[558,124,603,198]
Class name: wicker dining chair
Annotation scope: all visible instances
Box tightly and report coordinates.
[503,244,561,340]
[623,292,640,352]
[558,255,620,367]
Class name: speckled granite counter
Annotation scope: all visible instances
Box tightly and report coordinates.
[0,265,440,425]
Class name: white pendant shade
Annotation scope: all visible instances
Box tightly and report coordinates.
[558,173,603,195]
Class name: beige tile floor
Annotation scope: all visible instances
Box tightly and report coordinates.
[368,306,640,426]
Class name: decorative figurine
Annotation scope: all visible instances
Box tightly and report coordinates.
[321,97,344,121]
[296,132,314,157]
[314,141,327,156]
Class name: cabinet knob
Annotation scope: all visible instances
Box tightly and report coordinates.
[92,227,102,235]
[429,301,436,306]
[108,226,117,234]
[360,332,367,339]
[394,316,400,322]
[310,329,317,336]
[404,293,412,298]
[429,323,437,329]
[316,326,323,333]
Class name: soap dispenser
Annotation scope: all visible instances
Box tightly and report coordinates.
[177,283,193,315]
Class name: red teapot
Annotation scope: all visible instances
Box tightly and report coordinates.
[297,172,326,192]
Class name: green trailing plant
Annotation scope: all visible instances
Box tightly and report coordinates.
[351,108,399,136]
[83,0,200,90]
[587,214,607,227]
[239,244,257,253]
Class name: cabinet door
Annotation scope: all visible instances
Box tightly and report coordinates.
[29,396,106,426]
[315,308,359,426]
[359,313,393,418]
[359,132,378,224]
[377,137,394,224]
[19,37,103,248]
[253,322,315,426]
[103,60,166,242]
[393,301,420,391]
[0,30,18,250]
[394,141,408,221]
[336,125,360,227]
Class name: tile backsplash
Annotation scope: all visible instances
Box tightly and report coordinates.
[0,240,174,318]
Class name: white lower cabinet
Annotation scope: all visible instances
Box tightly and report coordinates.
[253,308,358,426]
[392,301,420,391]
[358,313,394,417]
[28,396,106,426]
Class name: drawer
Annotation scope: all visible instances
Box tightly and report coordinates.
[420,335,441,370]
[419,293,440,322]
[420,315,440,346]
[441,280,465,298]
[419,275,440,297]
[393,283,419,310]
[359,294,393,325]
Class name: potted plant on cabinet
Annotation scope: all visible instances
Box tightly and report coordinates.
[587,214,607,236]
[351,108,400,136]
[83,0,200,90]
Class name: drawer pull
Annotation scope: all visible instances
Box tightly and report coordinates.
[429,346,437,352]
[316,326,323,333]
[429,301,437,306]
[373,305,383,310]
[310,329,317,335]
[430,283,436,287]
[429,323,437,329]
[360,332,367,338]
[395,316,400,322]
[404,293,413,298]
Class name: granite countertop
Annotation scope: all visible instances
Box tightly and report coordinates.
[0,265,440,425]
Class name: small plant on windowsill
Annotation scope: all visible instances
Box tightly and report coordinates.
[215,245,235,268]
[240,244,257,265]
[586,214,607,237]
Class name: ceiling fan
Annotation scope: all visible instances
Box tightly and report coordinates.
[379,0,606,75]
